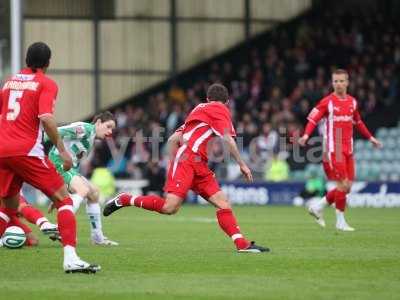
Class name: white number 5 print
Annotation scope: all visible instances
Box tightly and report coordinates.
[7,90,23,121]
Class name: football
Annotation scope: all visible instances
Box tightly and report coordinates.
[2,226,26,249]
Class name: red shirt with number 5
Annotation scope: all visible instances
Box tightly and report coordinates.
[0,68,57,158]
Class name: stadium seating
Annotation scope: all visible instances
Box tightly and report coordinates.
[343,122,400,181]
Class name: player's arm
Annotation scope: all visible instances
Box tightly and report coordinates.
[299,100,328,146]
[0,88,3,118]
[223,135,253,182]
[0,89,2,118]
[167,125,184,161]
[38,80,72,171]
[167,131,182,160]
[353,110,382,148]
[41,116,72,171]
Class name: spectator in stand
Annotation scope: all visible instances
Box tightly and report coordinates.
[264,152,290,182]
[142,162,165,196]
[299,170,326,200]
[255,123,279,163]
[91,167,116,203]
[168,83,186,104]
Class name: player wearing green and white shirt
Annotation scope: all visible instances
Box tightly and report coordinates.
[46,111,118,246]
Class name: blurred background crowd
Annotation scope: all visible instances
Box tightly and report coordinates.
[82,7,399,190]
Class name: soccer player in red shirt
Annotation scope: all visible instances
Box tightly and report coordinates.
[298,69,382,231]
[1,193,58,246]
[104,84,268,253]
[0,42,99,273]
[18,193,59,236]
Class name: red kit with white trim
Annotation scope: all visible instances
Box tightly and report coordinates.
[164,102,235,198]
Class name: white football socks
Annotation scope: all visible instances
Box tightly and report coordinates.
[313,196,328,211]
[71,193,105,241]
[335,209,346,225]
[86,202,104,240]
[64,245,78,261]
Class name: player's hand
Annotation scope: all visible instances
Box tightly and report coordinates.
[370,137,383,149]
[240,163,253,182]
[298,135,309,147]
[59,150,73,171]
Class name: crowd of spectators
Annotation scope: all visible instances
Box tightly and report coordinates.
[82,8,400,184]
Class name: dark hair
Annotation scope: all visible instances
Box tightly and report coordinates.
[25,42,51,72]
[92,111,116,125]
[207,83,229,103]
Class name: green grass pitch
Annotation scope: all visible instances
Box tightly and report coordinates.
[0,206,399,300]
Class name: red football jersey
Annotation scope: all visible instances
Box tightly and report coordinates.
[305,93,372,154]
[0,68,57,157]
[176,101,236,161]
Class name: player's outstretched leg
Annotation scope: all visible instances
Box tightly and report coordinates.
[103,193,167,216]
[19,196,58,236]
[209,192,269,253]
[103,192,269,253]
[308,189,336,228]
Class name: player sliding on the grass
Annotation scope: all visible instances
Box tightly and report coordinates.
[45,111,118,246]
[18,193,58,236]
[0,193,58,247]
[104,83,269,253]
[299,69,382,231]
[0,197,48,247]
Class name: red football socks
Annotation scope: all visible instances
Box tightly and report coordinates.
[118,193,166,213]
[326,189,337,205]
[118,193,134,206]
[216,209,250,250]
[20,205,46,226]
[55,197,77,247]
[133,195,166,213]
[335,190,347,212]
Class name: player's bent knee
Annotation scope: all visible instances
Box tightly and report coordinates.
[343,181,352,193]
[161,201,180,215]
[87,186,100,203]
[162,204,179,215]
[217,201,231,210]
[212,198,231,209]
[337,185,350,194]
[162,194,183,215]
[208,191,232,210]
[78,186,91,198]
[50,186,70,203]
[92,185,100,196]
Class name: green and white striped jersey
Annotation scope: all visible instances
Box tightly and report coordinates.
[46,122,96,170]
